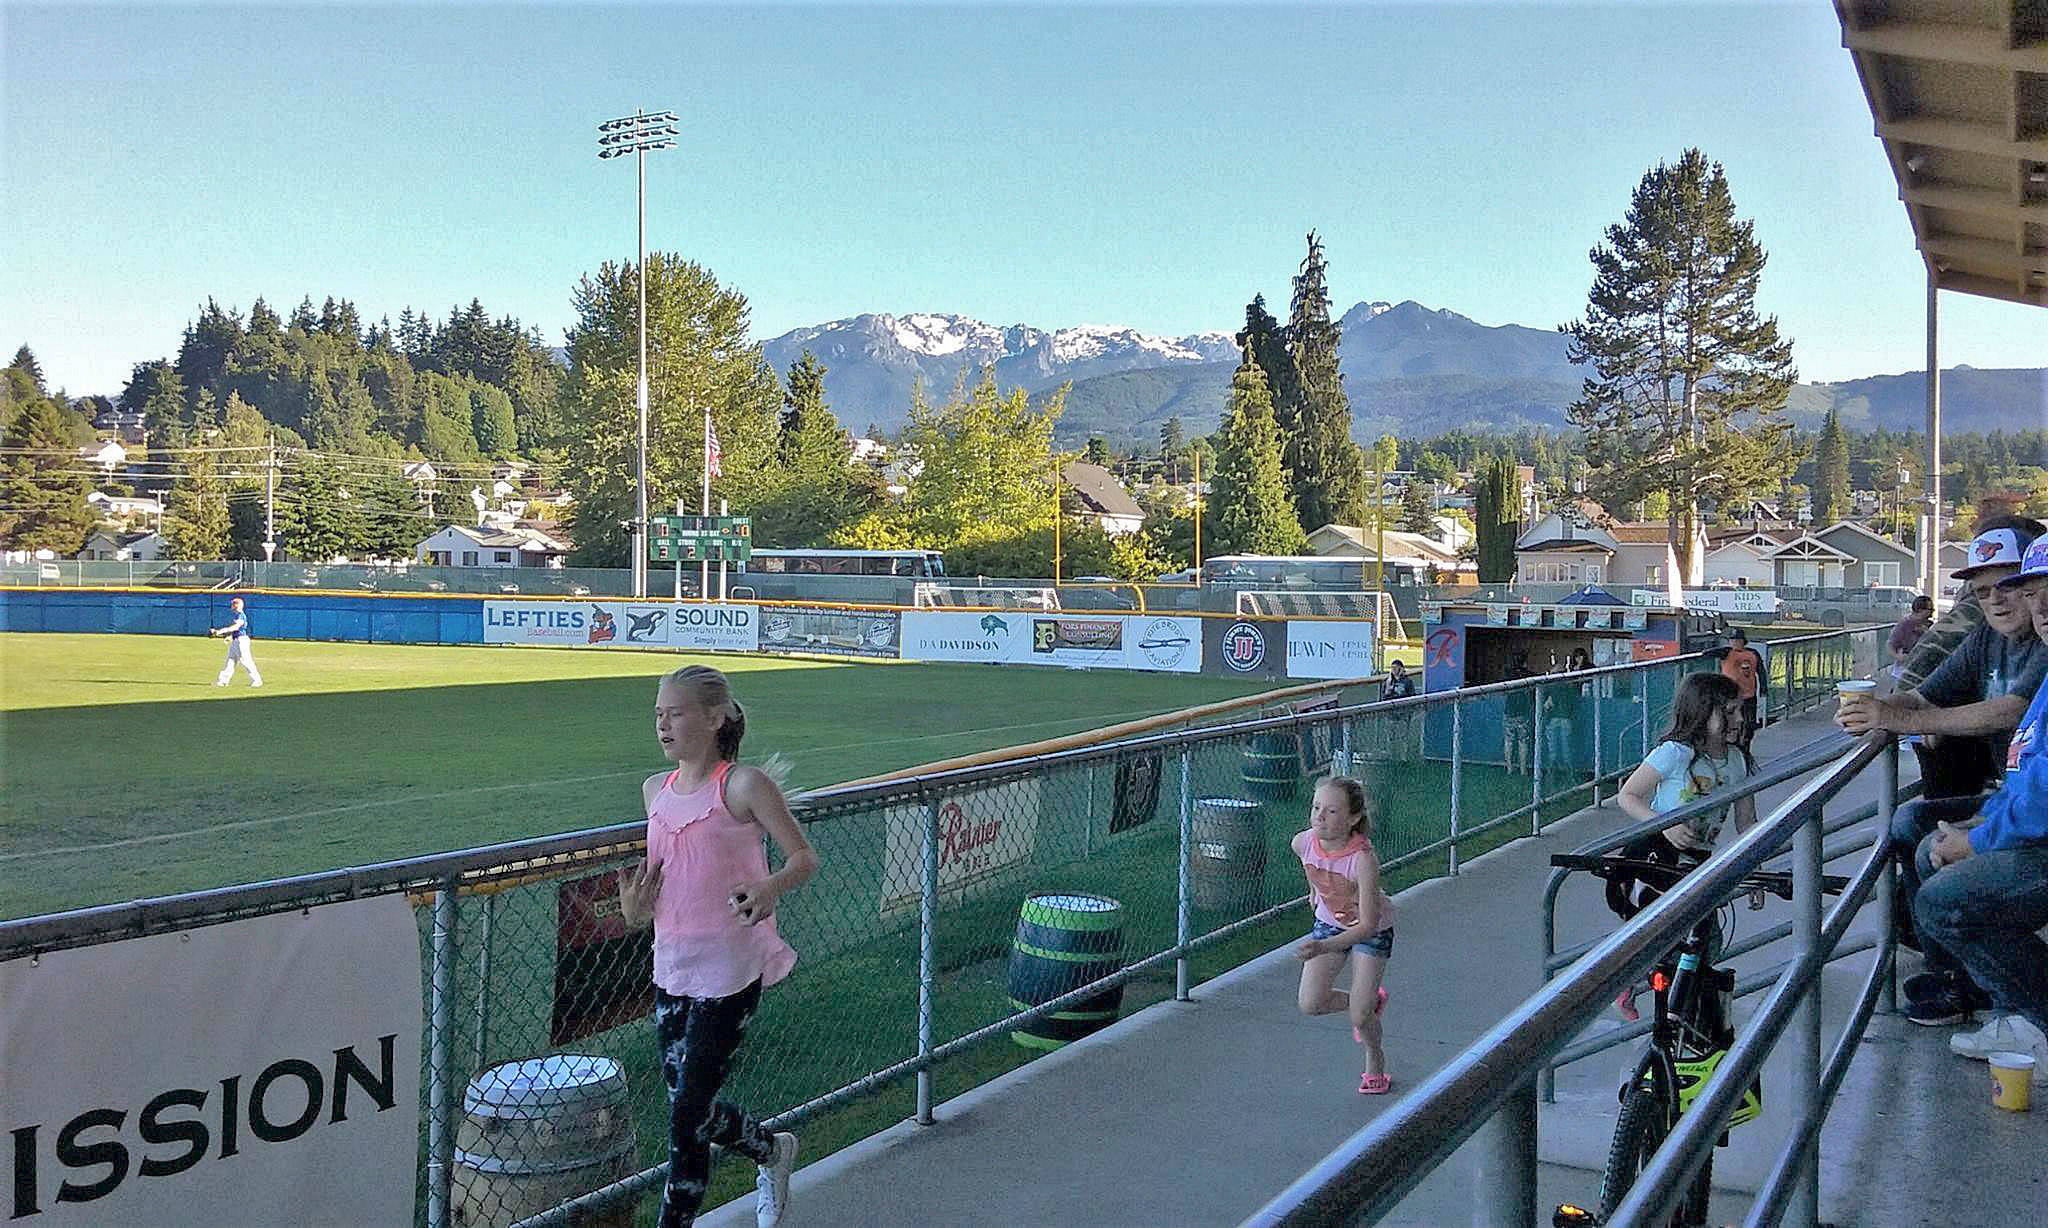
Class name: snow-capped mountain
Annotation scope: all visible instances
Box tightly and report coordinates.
[759,312,1240,429]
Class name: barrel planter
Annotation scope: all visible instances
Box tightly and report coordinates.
[1008,893,1127,1051]
[452,1055,637,1228]
[1191,796,1269,913]
[1241,730,1302,801]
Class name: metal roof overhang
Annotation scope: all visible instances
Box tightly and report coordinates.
[1836,0,2048,309]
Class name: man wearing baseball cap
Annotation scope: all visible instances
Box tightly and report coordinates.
[1911,536,2048,1075]
[1840,517,2046,1024]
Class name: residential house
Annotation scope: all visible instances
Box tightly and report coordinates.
[77,529,165,561]
[1762,521,1916,589]
[1703,528,1799,588]
[416,523,572,569]
[77,441,127,476]
[1060,462,1145,535]
[849,437,888,466]
[92,409,149,445]
[87,491,164,528]
[1305,524,1474,582]
[1513,514,1707,590]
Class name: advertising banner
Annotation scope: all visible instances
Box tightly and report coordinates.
[899,612,1201,673]
[1632,588,1780,615]
[553,870,654,1047]
[1284,619,1378,680]
[0,897,422,1226]
[879,778,1043,917]
[758,608,900,659]
[483,601,759,652]
[1202,617,1289,680]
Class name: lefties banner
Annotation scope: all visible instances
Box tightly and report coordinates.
[0,896,423,1226]
[483,601,760,652]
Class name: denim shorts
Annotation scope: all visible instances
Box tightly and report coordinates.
[1310,919,1394,958]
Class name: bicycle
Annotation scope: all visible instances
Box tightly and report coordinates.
[1548,852,1848,1228]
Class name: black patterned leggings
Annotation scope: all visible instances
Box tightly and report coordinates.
[654,980,777,1228]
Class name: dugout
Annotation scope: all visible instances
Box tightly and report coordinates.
[1417,592,1730,770]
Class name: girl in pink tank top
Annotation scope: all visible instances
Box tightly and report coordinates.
[1291,775,1397,1094]
[617,665,819,1228]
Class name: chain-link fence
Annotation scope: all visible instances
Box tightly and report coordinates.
[0,629,1875,1227]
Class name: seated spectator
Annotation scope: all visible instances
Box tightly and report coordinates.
[1841,521,2046,1024]
[1910,538,2048,1072]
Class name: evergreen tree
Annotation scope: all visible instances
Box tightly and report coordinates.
[1158,416,1186,480]
[277,455,368,560]
[1286,233,1367,531]
[1237,295,1304,452]
[1206,355,1305,556]
[176,299,244,403]
[1083,436,1111,466]
[9,345,45,395]
[470,385,518,458]
[0,397,97,552]
[1562,149,1798,580]
[1399,480,1436,534]
[755,351,871,546]
[163,444,230,558]
[1474,454,1520,584]
[355,466,424,559]
[1813,410,1851,524]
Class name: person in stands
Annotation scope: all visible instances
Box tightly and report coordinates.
[1888,594,1935,686]
[1839,520,2047,1026]
[1719,629,1764,749]
[1910,537,2048,1077]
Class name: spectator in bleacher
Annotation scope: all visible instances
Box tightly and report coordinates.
[1888,594,1935,685]
[1910,537,2048,1074]
[1839,520,2047,1025]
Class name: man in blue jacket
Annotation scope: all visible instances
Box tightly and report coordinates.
[1912,536,2048,1078]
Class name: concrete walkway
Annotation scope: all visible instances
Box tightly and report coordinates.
[705,708,2040,1227]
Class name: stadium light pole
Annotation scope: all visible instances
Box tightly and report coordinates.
[598,108,678,598]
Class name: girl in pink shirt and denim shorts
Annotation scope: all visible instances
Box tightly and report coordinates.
[1292,776,1398,1094]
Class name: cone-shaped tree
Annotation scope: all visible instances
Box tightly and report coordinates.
[1287,233,1367,530]
[1206,355,1306,557]
[0,397,97,552]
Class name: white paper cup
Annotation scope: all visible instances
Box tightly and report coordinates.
[1836,680,1876,700]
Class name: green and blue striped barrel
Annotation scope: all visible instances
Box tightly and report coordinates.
[1007,893,1126,1050]
[1241,730,1302,801]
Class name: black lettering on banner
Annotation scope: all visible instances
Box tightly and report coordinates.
[12,1125,39,1218]
[247,1060,322,1144]
[54,1109,126,1206]
[217,1075,240,1158]
[136,1089,209,1178]
[330,1035,398,1122]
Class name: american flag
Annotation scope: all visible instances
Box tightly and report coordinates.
[705,414,722,478]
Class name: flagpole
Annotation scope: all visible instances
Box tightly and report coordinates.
[700,403,711,600]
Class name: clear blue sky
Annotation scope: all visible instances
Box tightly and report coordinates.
[4,1,2040,399]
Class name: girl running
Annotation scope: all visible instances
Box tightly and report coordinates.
[1292,775,1398,1094]
[618,665,820,1228]
[1605,671,1758,1019]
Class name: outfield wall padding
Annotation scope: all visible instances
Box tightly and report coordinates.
[0,591,487,645]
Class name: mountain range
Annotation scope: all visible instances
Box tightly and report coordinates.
[759,303,2045,444]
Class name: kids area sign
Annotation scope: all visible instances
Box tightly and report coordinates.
[0,897,422,1225]
[878,779,1044,918]
[483,600,760,653]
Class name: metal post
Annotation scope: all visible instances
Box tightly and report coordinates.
[426,878,459,1228]
[1591,679,1604,806]
[1531,684,1544,834]
[1448,699,1463,877]
[1176,747,1193,1002]
[916,796,940,1125]
[1923,272,1942,600]
[1473,1076,1538,1228]
[633,131,649,600]
[1878,740,1900,1015]
[474,893,498,1071]
[1789,809,1824,1228]
[1640,667,1652,757]
[1339,711,1354,777]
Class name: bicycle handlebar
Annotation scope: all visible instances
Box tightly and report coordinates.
[1550,853,1849,900]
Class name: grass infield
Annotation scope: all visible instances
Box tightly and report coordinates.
[0,633,1281,920]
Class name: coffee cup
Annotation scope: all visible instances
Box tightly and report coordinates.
[1836,680,1876,701]
[1989,1052,2035,1111]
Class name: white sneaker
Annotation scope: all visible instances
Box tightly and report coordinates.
[1950,1013,2022,1060]
[2005,1016,2048,1085]
[755,1131,797,1228]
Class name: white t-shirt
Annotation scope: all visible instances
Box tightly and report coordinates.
[1642,739,1751,850]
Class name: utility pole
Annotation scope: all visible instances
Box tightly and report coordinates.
[263,430,277,563]
[599,108,678,598]
[1192,449,1202,583]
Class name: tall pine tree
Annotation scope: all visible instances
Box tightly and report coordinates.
[0,398,97,552]
[1474,454,1520,584]
[164,443,231,558]
[1236,295,1304,457]
[1206,355,1305,556]
[1562,149,1797,582]
[1286,233,1366,531]
[1813,410,1851,525]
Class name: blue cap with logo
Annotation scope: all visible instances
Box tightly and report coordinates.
[1997,536,2048,588]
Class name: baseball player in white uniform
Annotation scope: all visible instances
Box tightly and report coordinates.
[210,596,262,687]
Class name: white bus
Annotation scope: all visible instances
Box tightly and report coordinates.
[742,549,946,578]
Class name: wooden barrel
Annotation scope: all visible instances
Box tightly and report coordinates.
[1008,893,1126,1051]
[453,1055,637,1228]
[1241,731,1302,801]
[1192,797,1269,912]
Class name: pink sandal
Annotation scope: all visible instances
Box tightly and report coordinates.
[1358,1073,1393,1095]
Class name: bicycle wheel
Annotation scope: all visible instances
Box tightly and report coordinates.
[1598,1081,1670,1223]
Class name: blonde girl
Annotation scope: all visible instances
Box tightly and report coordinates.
[618,665,820,1228]
[1292,775,1398,1094]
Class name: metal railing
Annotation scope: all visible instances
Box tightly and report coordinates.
[1244,724,1901,1228]
[0,628,1873,1227]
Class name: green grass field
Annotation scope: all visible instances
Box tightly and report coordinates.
[0,633,1283,920]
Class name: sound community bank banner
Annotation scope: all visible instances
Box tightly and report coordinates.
[484,600,760,652]
[899,611,1202,673]
[0,896,423,1226]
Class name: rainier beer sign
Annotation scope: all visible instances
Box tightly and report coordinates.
[878,779,1043,916]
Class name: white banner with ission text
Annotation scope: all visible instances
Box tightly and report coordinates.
[0,896,423,1226]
